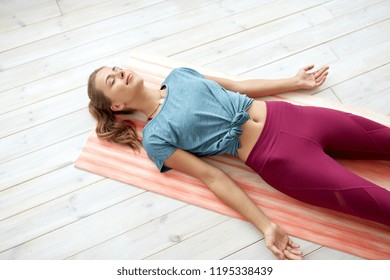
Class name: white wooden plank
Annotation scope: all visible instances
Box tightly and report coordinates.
[305,246,364,260]
[0,192,185,259]
[139,0,331,56]
[57,0,112,14]
[0,179,144,253]
[0,109,93,163]
[69,205,228,259]
[223,238,321,260]
[173,5,333,64]
[0,0,212,70]
[0,0,265,92]
[0,0,163,51]
[324,0,384,18]
[0,133,89,192]
[0,0,60,33]
[240,45,338,81]
[315,88,341,103]
[343,87,390,116]
[0,0,387,262]
[331,64,390,108]
[327,19,390,58]
[0,0,51,15]
[0,52,130,114]
[0,165,103,221]
[241,40,390,101]
[0,87,88,138]
[324,41,390,88]
[146,219,262,260]
[0,0,50,12]
[205,1,390,75]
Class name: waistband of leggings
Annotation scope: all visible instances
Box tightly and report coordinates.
[245,101,296,168]
[245,101,275,167]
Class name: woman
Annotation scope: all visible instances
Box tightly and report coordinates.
[88,64,390,260]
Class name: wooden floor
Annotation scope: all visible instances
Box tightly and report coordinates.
[0,0,389,260]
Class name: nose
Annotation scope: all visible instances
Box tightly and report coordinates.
[116,70,124,79]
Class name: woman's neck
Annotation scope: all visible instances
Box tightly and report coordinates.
[129,86,166,119]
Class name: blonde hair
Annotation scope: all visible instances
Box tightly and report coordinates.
[87,67,141,151]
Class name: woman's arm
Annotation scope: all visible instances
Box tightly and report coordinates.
[164,149,303,260]
[204,65,329,98]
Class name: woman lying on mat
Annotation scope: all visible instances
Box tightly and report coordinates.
[87,65,390,260]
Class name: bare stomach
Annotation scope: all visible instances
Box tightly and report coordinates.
[237,100,267,162]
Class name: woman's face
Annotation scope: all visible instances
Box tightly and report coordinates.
[95,66,143,111]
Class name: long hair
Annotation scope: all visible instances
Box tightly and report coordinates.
[87,67,141,152]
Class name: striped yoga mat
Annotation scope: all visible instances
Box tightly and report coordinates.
[75,52,390,259]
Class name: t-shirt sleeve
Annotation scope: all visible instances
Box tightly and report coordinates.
[177,67,204,78]
[143,140,176,173]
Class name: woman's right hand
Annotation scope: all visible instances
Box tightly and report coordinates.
[295,65,329,90]
[263,222,303,260]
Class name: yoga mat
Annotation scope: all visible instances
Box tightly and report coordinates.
[76,51,390,259]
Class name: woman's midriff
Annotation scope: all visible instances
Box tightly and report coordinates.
[237,100,267,162]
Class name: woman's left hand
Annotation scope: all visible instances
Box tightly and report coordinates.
[263,222,303,260]
[295,65,329,90]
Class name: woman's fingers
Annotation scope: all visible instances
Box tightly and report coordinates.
[270,245,285,260]
[286,239,303,258]
[313,67,329,86]
[287,246,303,255]
[314,66,329,78]
[288,238,301,248]
[304,65,315,71]
[270,241,303,260]
[315,72,328,86]
[284,249,303,260]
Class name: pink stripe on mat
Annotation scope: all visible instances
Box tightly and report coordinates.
[75,52,390,259]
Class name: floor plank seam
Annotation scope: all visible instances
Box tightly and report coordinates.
[166,1,335,58]
[0,101,89,135]
[142,216,233,260]
[303,245,325,259]
[221,239,264,260]
[0,156,85,193]
[328,88,343,104]
[0,0,222,58]
[0,0,170,52]
[0,176,107,223]
[55,0,64,17]
[64,202,195,260]
[327,61,390,89]
[1,0,387,260]
[0,188,150,256]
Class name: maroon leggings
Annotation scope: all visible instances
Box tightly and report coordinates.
[245,101,390,226]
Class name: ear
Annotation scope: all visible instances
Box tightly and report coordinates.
[110,104,125,111]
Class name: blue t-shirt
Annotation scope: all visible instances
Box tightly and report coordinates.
[142,67,254,172]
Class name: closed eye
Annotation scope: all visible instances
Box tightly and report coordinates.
[106,66,122,87]
[112,66,123,86]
